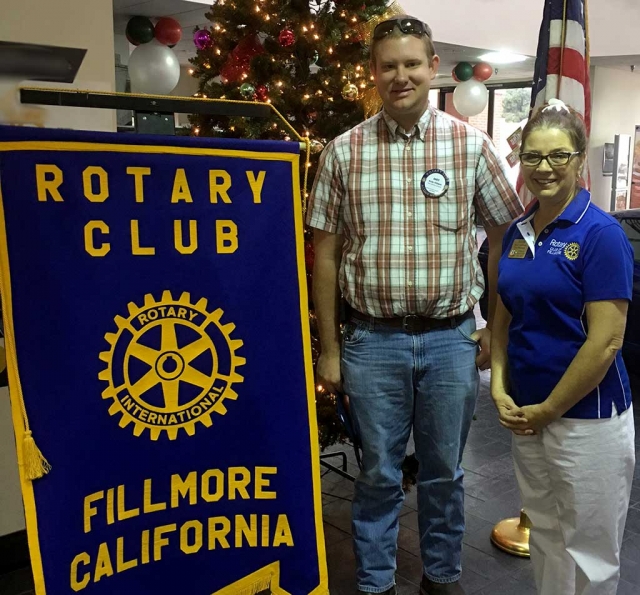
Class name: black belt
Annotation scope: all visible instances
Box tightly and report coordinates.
[350,310,470,333]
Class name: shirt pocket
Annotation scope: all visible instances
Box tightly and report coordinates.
[426,173,471,234]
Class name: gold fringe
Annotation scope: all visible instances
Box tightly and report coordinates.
[22,430,51,480]
[357,1,407,47]
[361,87,383,119]
[233,577,272,595]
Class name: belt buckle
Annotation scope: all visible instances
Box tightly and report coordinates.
[402,314,422,332]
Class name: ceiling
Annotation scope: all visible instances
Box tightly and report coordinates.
[432,42,534,87]
[112,0,640,83]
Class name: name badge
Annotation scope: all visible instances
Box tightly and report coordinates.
[508,239,529,259]
[421,169,450,198]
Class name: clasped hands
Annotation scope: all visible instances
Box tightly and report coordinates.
[492,392,559,435]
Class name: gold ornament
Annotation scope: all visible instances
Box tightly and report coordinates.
[342,83,359,101]
[356,1,406,46]
[361,86,383,119]
[310,139,325,154]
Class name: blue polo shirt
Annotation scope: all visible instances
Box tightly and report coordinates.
[498,189,634,419]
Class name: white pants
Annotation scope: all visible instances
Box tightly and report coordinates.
[512,408,636,595]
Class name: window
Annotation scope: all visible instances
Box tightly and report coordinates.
[428,89,439,109]
[493,87,532,188]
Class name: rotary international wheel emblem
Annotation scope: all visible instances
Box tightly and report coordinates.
[99,291,245,440]
[564,242,580,261]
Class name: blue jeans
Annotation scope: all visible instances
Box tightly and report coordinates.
[342,313,479,593]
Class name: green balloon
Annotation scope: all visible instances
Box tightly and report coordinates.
[126,16,155,46]
[454,62,474,82]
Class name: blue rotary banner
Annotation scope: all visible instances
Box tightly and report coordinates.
[0,126,327,595]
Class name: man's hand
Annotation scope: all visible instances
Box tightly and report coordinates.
[316,352,342,394]
[492,391,533,435]
[472,327,491,370]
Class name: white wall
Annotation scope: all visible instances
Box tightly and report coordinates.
[114,33,131,68]
[404,0,640,58]
[589,66,640,210]
[0,0,116,132]
[171,66,198,128]
[0,384,22,536]
[0,0,117,538]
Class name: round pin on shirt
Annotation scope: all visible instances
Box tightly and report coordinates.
[421,169,450,198]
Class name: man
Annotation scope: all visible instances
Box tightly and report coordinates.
[306,16,523,595]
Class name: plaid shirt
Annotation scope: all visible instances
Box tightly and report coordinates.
[306,106,524,318]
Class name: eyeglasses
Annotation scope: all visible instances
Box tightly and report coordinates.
[372,18,432,41]
[519,151,582,168]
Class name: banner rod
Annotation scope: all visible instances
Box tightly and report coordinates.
[20,87,273,119]
[20,87,313,195]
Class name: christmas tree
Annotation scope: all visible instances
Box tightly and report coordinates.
[189,0,404,450]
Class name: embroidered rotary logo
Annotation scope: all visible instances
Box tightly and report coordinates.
[99,291,245,440]
[564,242,580,261]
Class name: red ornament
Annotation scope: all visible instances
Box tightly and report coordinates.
[154,17,182,46]
[473,62,494,82]
[255,84,269,101]
[278,28,296,47]
[220,34,265,83]
[304,241,315,272]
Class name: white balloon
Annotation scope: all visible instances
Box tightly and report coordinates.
[452,79,489,117]
[128,39,180,95]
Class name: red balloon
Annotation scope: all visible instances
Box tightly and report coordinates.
[451,68,461,83]
[473,62,493,82]
[154,17,182,46]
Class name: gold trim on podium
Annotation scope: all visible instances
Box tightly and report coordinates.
[490,510,531,557]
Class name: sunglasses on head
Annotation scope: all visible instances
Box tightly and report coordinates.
[372,17,432,40]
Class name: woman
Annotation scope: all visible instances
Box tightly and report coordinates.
[491,99,636,595]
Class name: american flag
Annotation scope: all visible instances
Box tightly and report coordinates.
[517,0,591,205]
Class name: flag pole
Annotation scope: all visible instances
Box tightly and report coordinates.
[558,0,569,98]
[490,509,531,558]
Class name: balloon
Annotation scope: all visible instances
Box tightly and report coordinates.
[453,62,473,82]
[126,16,154,46]
[451,68,461,83]
[473,62,493,82]
[453,79,489,117]
[154,17,182,46]
[193,29,212,50]
[128,40,181,95]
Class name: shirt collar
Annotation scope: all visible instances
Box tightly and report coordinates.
[556,188,591,224]
[382,105,434,141]
[513,188,591,226]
